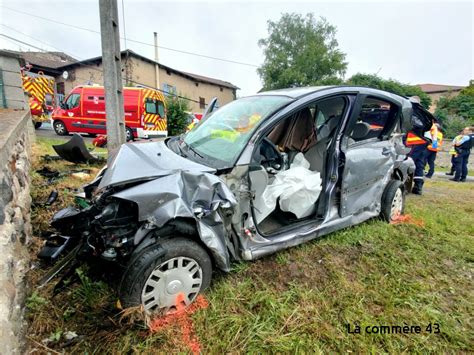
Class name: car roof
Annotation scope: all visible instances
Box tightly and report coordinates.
[255,86,334,98]
[255,85,409,103]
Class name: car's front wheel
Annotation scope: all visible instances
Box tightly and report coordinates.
[53,120,68,136]
[119,237,212,314]
[381,180,405,222]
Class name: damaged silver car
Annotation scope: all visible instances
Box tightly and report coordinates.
[39,86,434,313]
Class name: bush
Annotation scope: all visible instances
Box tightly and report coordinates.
[166,95,191,136]
[347,73,432,109]
[434,85,474,138]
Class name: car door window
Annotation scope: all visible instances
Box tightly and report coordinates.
[66,93,80,109]
[350,97,398,142]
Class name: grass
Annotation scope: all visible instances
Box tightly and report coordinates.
[35,136,108,155]
[26,138,474,353]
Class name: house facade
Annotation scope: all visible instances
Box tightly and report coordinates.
[7,49,239,113]
[417,83,465,112]
[56,50,238,112]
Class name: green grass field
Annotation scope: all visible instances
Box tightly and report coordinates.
[26,139,474,353]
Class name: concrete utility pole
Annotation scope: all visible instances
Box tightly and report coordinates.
[154,32,160,89]
[99,0,126,160]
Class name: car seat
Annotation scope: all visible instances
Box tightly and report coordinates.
[304,115,340,172]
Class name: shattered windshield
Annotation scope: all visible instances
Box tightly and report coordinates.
[183,96,292,167]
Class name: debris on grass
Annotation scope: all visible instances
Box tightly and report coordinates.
[390,214,425,227]
[148,293,209,355]
[71,172,92,180]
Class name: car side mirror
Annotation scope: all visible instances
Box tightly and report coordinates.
[60,101,67,109]
[351,122,370,140]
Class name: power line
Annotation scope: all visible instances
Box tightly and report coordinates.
[2,31,202,104]
[0,33,45,52]
[1,5,259,68]
[1,24,79,56]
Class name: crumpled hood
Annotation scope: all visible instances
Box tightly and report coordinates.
[98,141,216,189]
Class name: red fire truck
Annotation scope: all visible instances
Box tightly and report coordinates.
[21,69,56,129]
[52,85,167,140]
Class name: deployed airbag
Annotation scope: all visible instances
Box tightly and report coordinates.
[254,153,322,223]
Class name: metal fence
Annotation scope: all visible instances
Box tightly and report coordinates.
[56,93,65,106]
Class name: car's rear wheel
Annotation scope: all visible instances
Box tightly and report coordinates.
[34,122,42,129]
[119,238,212,314]
[53,120,68,136]
[381,180,405,222]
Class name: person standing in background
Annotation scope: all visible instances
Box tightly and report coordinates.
[425,123,443,178]
[450,127,473,182]
[446,130,464,176]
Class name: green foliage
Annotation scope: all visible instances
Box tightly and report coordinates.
[258,13,347,90]
[165,94,191,136]
[72,268,109,309]
[434,83,474,138]
[26,291,48,312]
[347,73,432,108]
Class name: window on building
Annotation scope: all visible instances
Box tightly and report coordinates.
[199,97,206,109]
[56,82,65,95]
[145,98,165,117]
[162,83,177,96]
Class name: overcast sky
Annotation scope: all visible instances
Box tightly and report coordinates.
[1,0,472,97]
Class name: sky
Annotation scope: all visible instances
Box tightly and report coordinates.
[0,0,472,98]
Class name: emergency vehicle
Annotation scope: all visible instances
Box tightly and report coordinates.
[52,86,167,140]
[21,69,56,129]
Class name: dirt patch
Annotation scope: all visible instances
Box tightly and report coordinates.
[238,244,367,293]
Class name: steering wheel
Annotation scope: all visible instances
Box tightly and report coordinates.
[260,137,283,170]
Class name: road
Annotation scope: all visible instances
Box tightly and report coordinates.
[35,121,95,144]
[34,121,164,145]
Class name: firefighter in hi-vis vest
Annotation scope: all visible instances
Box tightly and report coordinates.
[424,123,443,178]
[406,122,438,195]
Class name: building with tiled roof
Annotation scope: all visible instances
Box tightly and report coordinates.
[417,83,466,112]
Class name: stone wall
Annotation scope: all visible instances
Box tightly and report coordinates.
[0,109,33,353]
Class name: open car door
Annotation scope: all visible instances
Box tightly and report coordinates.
[401,99,436,138]
[201,97,219,120]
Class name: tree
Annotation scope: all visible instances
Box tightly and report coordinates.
[166,95,191,136]
[347,73,432,109]
[434,83,474,138]
[258,13,347,90]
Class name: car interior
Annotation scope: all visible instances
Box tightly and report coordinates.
[249,95,399,235]
[250,96,348,235]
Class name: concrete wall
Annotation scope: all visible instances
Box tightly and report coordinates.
[57,56,236,113]
[0,52,28,110]
[0,109,33,353]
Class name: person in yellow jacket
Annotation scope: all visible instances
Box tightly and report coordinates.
[424,123,443,178]
[445,130,464,176]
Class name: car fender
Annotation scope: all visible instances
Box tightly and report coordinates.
[113,170,237,272]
